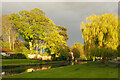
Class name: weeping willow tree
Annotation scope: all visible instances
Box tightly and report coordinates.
[80,14,119,65]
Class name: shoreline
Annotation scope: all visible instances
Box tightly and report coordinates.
[2,61,69,69]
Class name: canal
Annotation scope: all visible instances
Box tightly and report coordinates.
[2,61,87,77]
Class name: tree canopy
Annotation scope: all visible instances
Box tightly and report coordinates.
[71,43,85,60]
[7,8,69,60]
[80,14,119,64]
[9,8,55,52]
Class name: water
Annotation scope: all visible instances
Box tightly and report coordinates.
[2,61,87,77]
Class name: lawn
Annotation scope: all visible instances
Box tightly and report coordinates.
[4,61,118,78]
[2,59,64,66]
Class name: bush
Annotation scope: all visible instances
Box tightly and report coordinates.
[12,53,26,59]
[2,53,27,59]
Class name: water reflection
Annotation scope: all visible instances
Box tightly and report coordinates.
[2,62,69,77]
[2,61,87,77]
[26,66,51,72]
[78,62,87,64]
[26,68,35,72]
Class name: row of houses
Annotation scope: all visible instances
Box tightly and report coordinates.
[1,48,120,61]
[0,48,74,61]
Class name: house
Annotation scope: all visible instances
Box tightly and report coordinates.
[117,57,120,62]
[117,57,120,60]
[0,48,15,56]
[41,56,51,60]
[28,54,51,60]
[28,54,36,59]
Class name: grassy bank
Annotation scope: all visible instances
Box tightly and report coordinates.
[4,61,118,78]
[2,59,66,66]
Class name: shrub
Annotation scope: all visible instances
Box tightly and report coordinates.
[2,53,26,59]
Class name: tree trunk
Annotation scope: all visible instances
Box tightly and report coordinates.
[8,35,11,50]
[29,41,33,54]
[12,31,16,50]
[36,41,38,54]
[12,36,15,50]
[13,37,14,50]
[40,41,43,54]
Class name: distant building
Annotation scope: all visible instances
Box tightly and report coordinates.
[28,54,51,60]
[0,48,15,56]
[117,57,120,61]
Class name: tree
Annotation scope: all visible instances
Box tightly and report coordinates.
[70,46,80,60]
[2,15,12,50]
[44,30,68,58]
[80,14,118,65]
[56,26,69,41]
[70,43,85,60]
[71,43,86,60]
[9,8,55,54]
[2,15,19,51]
[14,40,30,57]
[44,25,69,60]
[56,43,70,61]
[118,16,120,56]
[90,47,117,65]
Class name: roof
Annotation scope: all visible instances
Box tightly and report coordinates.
[0,48,15,54]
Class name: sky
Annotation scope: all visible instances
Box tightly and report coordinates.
[2,2,118,47]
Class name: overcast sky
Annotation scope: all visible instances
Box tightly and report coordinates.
[2,2,118,47]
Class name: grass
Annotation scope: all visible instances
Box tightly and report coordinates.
[4,61,118,78]
[2,59,63,66]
